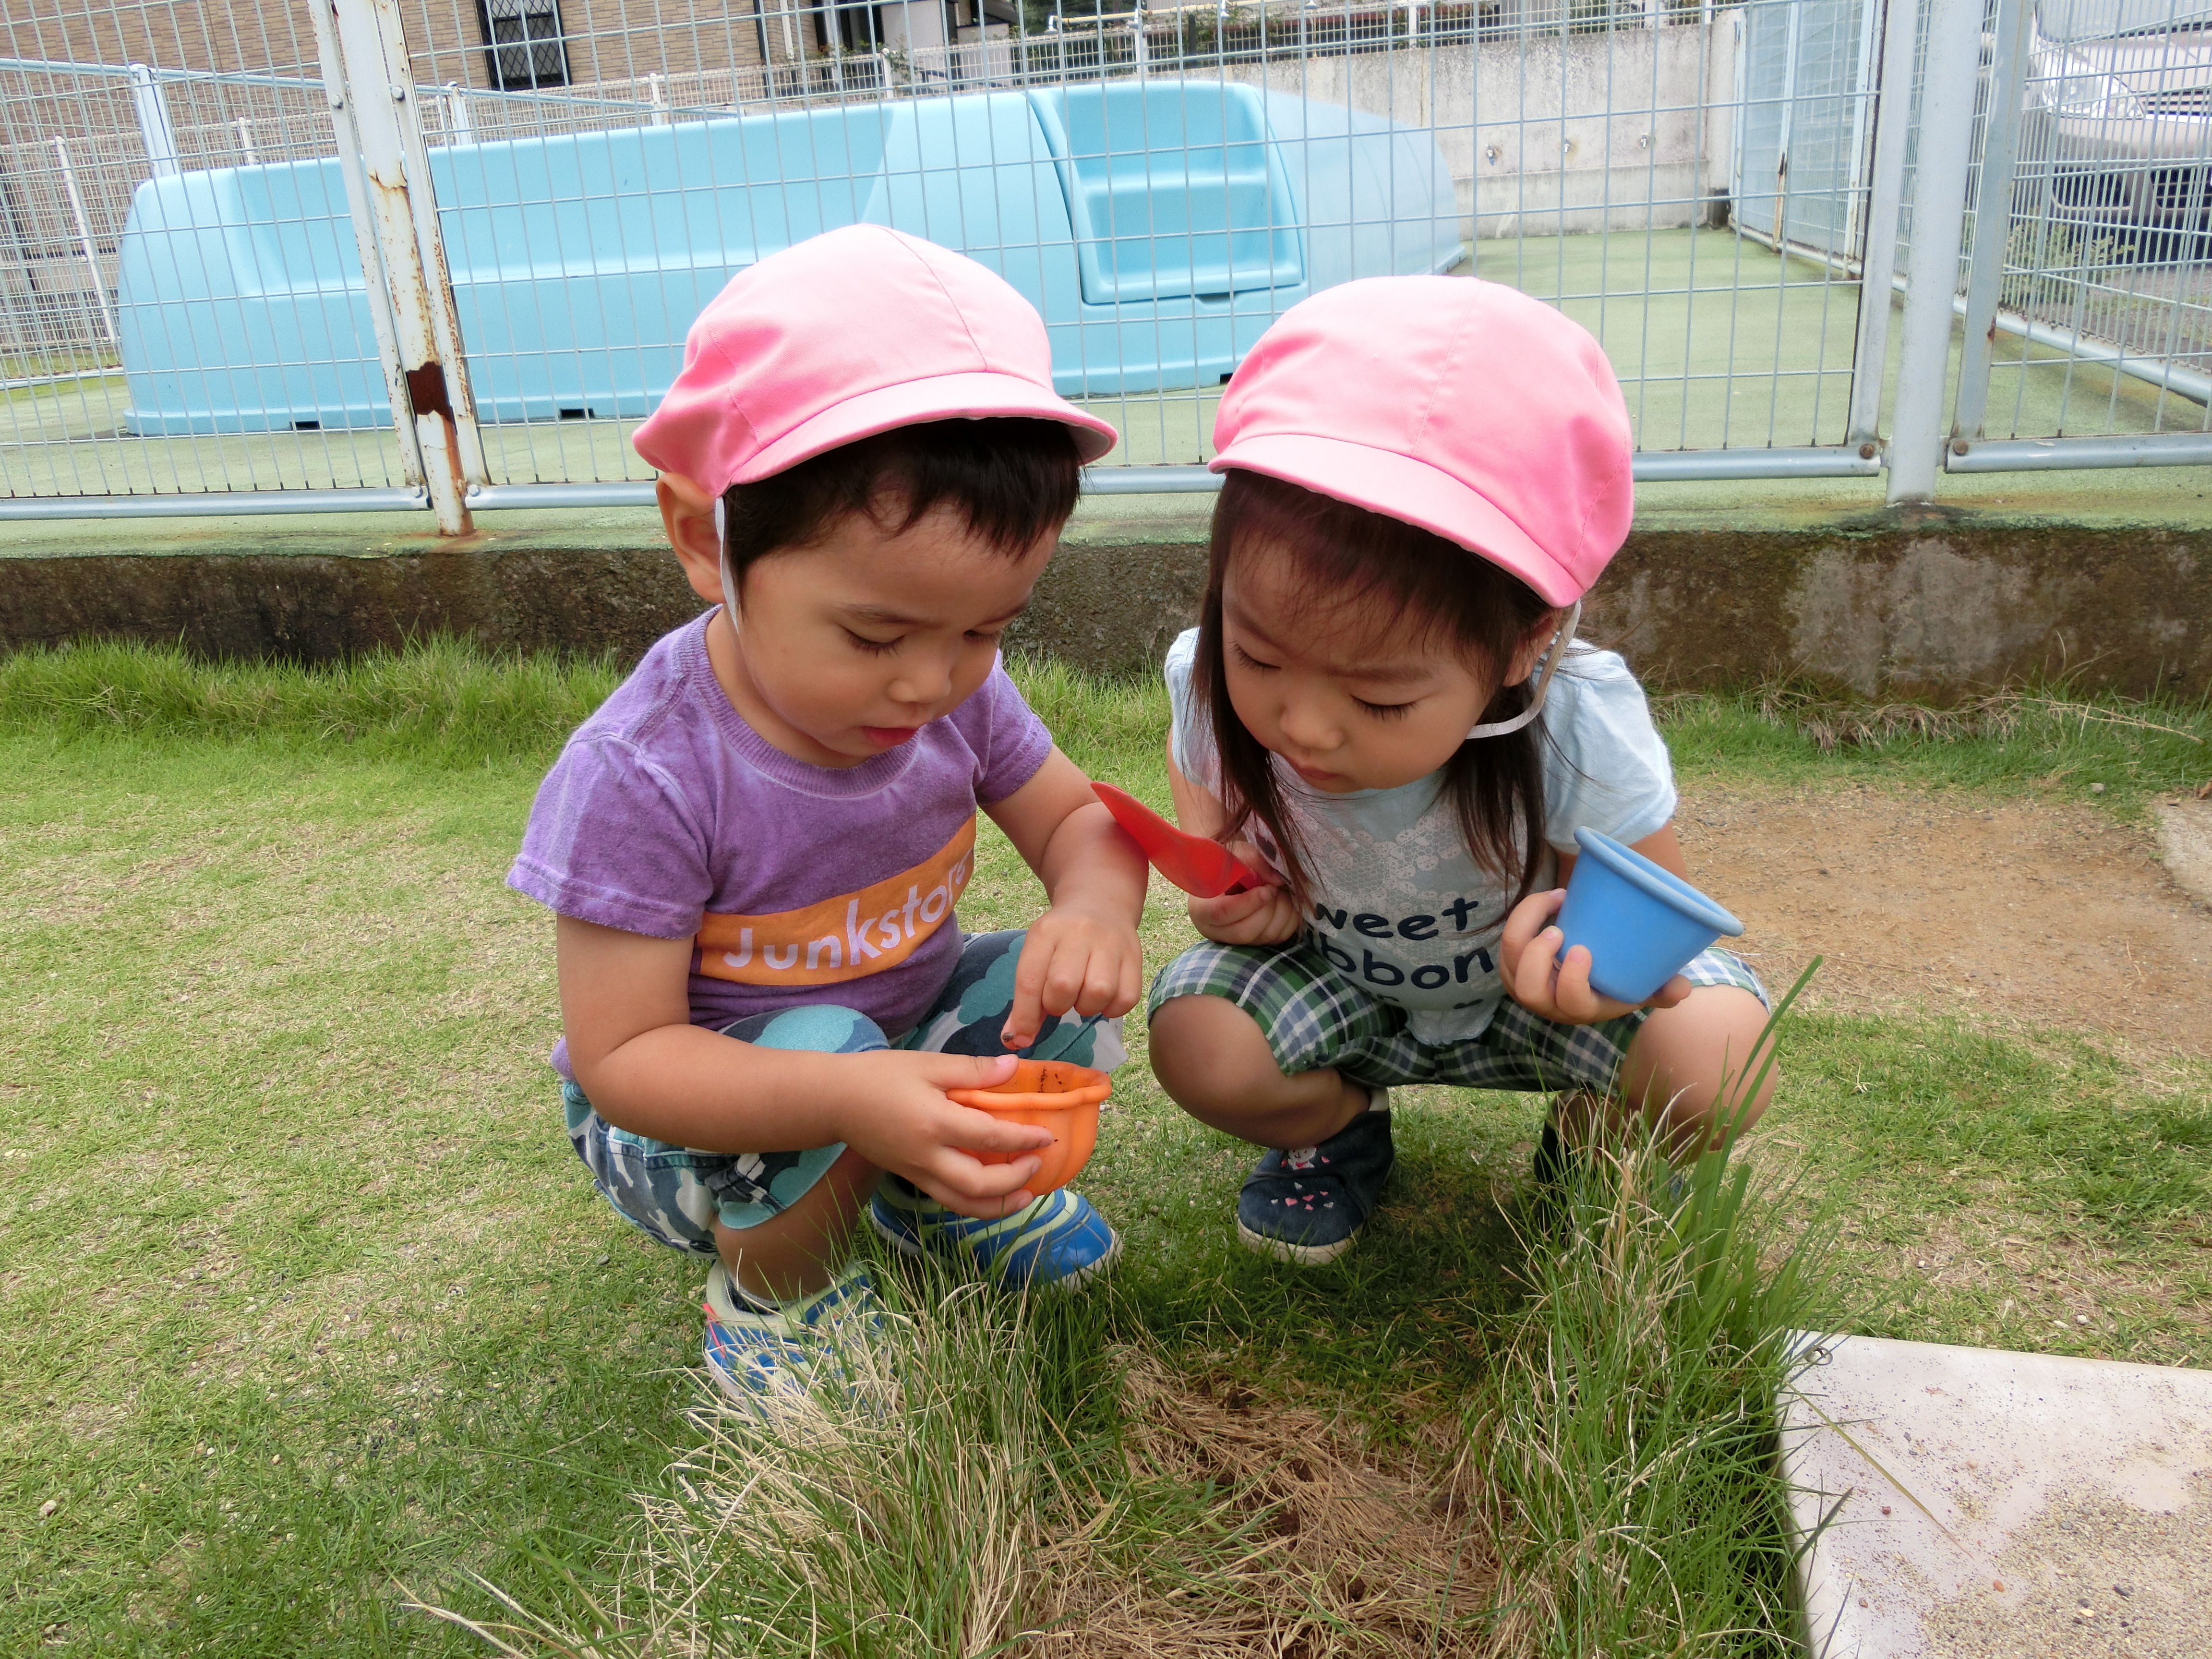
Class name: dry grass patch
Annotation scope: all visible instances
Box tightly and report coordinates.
[424,1273,1502,1659]
[1032,1352,1495,1657]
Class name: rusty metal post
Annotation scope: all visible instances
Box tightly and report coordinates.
[307,0,429,502]
[323,0,486,534]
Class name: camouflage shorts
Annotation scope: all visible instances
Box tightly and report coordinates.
[564,928,1126,1254]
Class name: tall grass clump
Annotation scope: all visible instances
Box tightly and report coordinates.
[1475,1141,1835,1656]
[0,637,621,767]
[1474,969,1837,1658]
[420,1262,1059,1659]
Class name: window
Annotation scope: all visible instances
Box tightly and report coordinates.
[477,0,568,89]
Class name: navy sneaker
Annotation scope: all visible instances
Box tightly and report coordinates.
[1533,1103,1687,1222]
[1235,1094,1395,1265]
[1533,1118,1577,1190]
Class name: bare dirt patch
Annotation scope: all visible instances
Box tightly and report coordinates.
[1674,783,2212,1057]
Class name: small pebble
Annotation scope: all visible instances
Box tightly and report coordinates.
[2092,782,2106,793]
[596,1254,610,1266]
[1860,1599,1869,1608]
[2076,1313,2092,1326]
[38,1499,58,1518]
[1993,1580,2006,1592]
[2115,1585,2130,1597]
[1881,1505,1893,1515]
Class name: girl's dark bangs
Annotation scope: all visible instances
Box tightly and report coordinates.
[1221,476,1502,661]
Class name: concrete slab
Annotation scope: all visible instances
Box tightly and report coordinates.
[1784,1334,2212,1659]
[2154,801,2212,905]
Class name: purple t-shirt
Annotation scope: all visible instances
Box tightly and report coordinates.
[508,613,1053,1075]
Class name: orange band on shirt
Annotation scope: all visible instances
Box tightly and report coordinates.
[694,817,976,987]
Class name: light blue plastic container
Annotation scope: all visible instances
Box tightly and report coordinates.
[113,79,1461,434]
[1554,827,1744,1004]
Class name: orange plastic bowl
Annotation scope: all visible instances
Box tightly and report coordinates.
[947,1059,1110,1194]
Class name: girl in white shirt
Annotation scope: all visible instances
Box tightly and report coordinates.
[1145,277,1778,1264]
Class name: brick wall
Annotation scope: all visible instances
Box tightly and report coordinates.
[0,0,781,91]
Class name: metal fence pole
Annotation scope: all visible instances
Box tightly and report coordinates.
[1885,0,1982,504]
[51,137,118,346]
[306,0,430,502]
[128,64,180,178]
[1844,0,1917,455]
[325,0,487,534]
[1948,0,2030,458]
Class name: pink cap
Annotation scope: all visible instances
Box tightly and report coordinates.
[632,225,1118,493]
[1210,276,1633,607]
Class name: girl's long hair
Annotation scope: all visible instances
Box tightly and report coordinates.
[1195,470,1561,919]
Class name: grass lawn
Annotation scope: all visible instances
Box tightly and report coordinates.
[3,644,2208,1655]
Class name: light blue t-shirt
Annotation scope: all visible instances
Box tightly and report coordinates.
[1164,627,1676,1044]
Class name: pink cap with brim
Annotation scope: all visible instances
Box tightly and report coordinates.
[1209,276,1632,607]
[633,225,1118,494]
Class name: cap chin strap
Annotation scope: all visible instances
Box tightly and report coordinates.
[1465,599,1580,741]
[714,495,741,639]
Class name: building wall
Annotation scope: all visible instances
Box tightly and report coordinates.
[1219,16,1741,238]
[397,0,780,93]
[0,0,782,88]
[1,1,324,77]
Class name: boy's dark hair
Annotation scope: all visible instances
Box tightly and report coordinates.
[719,417,1082,584]
[1195,469,1561,920]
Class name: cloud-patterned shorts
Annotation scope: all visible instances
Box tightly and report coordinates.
[562,929,1126,1252]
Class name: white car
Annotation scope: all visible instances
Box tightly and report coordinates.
[2020,0,2212,235]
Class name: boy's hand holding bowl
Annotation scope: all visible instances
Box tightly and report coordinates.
[1501,829,1743,1025]
[947,1058,1110,1196]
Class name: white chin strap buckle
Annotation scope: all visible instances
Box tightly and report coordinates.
[714,495,741,635]
[1466,599,1580,741]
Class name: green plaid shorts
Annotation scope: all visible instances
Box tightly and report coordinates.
[1146,936,1766,1093]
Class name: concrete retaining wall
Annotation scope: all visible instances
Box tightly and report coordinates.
[5,507,2207,700]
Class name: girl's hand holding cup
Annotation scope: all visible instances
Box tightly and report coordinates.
[1498,886,1692,1025]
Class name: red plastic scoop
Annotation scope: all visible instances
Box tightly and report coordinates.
[1092,781,1264,898]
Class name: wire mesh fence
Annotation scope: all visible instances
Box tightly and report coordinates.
[1962,0,2212,448]
[3,0,2212,518]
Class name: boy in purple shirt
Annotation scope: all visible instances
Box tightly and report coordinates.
[509,227,1148,1400]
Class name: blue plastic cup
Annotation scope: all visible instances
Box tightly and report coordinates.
[1553,827,1744,1004]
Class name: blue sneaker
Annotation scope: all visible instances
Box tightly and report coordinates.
[1236,1095,1395,1265]
[869,1177,1122,1288]
[701,1258,883,1403]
